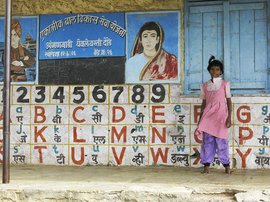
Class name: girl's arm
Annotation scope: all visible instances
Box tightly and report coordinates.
[226,98,232,128]
[194,99,206,136]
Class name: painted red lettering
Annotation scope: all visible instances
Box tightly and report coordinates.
[112,147,126,165]
[150,147,169,165]
[73,127,86,143]
[72,106,86,123]
[34,126,47,143]
[237,106,251,123]
[34,106,46,123]
[71,146,85,165]
[152,106,165,123]
[151,127,166,143]
[239,127,253,145]
[34,146,47,163]
[193,105,201,123]
[236,148,252,168]
[111,126,127,143]
[112,106,126,123]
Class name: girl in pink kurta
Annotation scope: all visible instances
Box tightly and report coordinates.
[195,56,232,174]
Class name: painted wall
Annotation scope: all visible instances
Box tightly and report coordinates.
[0,0,182,15]
[0,0,269,169]
[2,84,269,169]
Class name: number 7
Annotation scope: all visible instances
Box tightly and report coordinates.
[112,86,124,103]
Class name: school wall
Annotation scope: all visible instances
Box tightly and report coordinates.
[0,0,269,169]
[0,0,182,15]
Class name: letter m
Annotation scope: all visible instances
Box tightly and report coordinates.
[111,126,127,143]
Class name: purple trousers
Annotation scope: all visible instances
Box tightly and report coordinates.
[200,132,230,166]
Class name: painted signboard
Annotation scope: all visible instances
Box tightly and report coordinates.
[39,13,126,59]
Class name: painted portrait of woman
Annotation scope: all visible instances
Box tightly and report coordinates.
[125,11,180,83]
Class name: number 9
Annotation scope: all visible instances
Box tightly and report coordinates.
[151,84,165,103]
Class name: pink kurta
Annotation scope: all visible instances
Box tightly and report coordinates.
[197,80,229,139]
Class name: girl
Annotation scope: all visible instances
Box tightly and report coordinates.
[195,56,232,174]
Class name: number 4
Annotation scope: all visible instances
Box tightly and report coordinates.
[52,87,65,103]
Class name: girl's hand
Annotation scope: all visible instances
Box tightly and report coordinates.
[194,128,203,140]
[194,128,200,136]
[226,117,231,128]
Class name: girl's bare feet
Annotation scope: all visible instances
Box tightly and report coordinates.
[201,165,209,174]
[225,166,232,174]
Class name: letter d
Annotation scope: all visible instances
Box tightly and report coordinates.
[112,106,126,123]
[131,105,137,115]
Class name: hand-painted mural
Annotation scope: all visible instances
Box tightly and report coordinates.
[125,11,180,84]
[0,16,38,83]
[0,11,180,85]
[0,84,268,169]
[0,8,269,170]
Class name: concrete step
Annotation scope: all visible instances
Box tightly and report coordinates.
[0,165,269,201]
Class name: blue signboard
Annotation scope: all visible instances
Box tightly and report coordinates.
[39,12,126,59]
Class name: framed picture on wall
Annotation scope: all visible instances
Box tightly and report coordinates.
[125,11,180,84]
[0,16,38,83]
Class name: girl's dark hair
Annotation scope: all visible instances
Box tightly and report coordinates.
[207,56,224,74]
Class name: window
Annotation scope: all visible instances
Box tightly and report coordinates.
[184,0,270,94]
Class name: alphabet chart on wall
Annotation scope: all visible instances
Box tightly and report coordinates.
[0,84,269,169]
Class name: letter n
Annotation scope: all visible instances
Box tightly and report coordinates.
[152,127,166,143]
